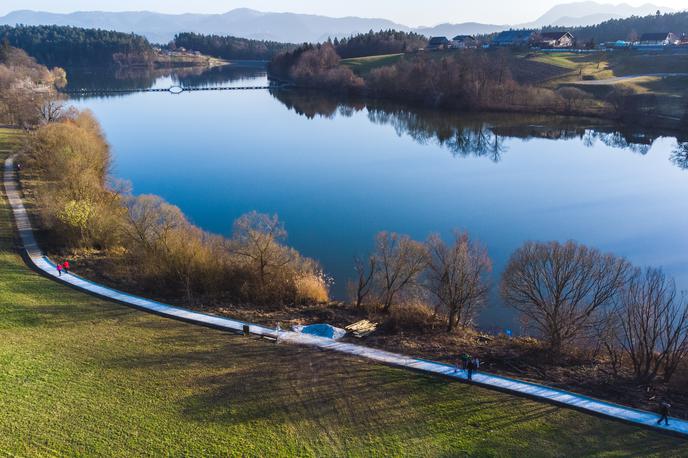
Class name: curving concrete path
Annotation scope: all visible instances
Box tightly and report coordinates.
[4,155,688,438]
[572,73,688,85]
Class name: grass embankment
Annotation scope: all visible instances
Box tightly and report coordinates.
[0,129,685,456]
[524,51,688,122]
[342,53,404,75]
[534,52,688,87]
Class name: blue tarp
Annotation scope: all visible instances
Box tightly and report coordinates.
[295,324,347,340]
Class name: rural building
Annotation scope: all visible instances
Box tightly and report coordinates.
[535,32,575,48]
[492,30,536,47]
[637,32,680,46]
[451,35,478,49]
[427,36,450,50]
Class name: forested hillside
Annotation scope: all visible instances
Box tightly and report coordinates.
[333,30,427,58]
[0,25,155,68]
[545,11,688,43]
[173,33,295,60]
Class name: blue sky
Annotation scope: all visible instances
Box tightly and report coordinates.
[0,1,685,26]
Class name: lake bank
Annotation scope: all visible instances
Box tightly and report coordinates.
[12,93,688,418]
[269,49,688,131]
[0,128,684,455]
[65,67,688,331]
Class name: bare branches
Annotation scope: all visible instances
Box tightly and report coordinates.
[613,268,688,383]
[353,255,376,309]
[501,240,632,354]
[425,232,492,331]
[0,46,66,128]
[670,142,688,170]
[231,211,292,289]
[374,232,429,313]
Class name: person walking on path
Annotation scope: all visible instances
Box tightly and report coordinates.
[63,261,70,273]
[56,263,63,276]
[657,400,671,426]
[460,353,471,370]
[467,359,477,381]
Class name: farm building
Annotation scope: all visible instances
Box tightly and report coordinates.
[492,30,536,47]
[637,32,680,46]
[535,32,575,48]
[451,35,478,49]
[427,36,450,50]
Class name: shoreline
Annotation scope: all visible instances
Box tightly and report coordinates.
[11,115,688,420]
[4,152,688,438]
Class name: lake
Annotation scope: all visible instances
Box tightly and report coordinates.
[70,63,688,330]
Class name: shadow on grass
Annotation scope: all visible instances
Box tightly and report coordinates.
[100,328,688,454]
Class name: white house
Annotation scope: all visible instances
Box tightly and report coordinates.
[536,32,575,49]
[451,35,478,49]
[637,32,680,47]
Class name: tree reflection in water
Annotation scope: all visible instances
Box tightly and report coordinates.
[271,89,674,165]
[671,143,688,170]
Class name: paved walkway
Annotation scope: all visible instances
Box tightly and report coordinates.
[3,156,687,437]
[572,72,688,85]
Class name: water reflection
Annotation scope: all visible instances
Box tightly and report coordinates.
[65,63,267,99]
[68,65,688,329]
[672,143,688,170]
[271,89,681,166]
[67,64,688,174]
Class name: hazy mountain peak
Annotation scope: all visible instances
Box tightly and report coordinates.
[0,2,680,45]
[528,1,675,27]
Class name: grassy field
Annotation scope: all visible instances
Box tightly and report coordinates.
[533,51,688,83]
[0,129,686,456]
[341,53,404,75]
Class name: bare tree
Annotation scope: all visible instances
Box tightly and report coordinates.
[352,255,377,308]
[231,212,292,289]
[615,268,688,383]
[425,232,492,331]
[557,87,590,113]
[374,232,428,313]
[501,241,631,355]
[124,194,187,254]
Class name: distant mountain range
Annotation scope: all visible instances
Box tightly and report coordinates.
[520,2,676,27]
[0,2,678,44]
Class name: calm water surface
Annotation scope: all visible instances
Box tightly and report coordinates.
[71,64,688,329]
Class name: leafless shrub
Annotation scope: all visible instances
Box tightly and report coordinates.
[373,232,428,313]
[0,46,66,127]
[350,255,377,308]
[557,86,592,113]
[425,232,492,332]
[613,268,688,383]
[386,300,436,332]
[230,212,292,289]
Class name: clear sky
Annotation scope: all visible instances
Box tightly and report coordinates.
[0,1,685,26]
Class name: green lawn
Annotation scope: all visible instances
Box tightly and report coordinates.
[342,53,404,75]
[0,128,685,456]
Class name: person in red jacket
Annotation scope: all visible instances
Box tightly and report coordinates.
[63,261,70,273]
